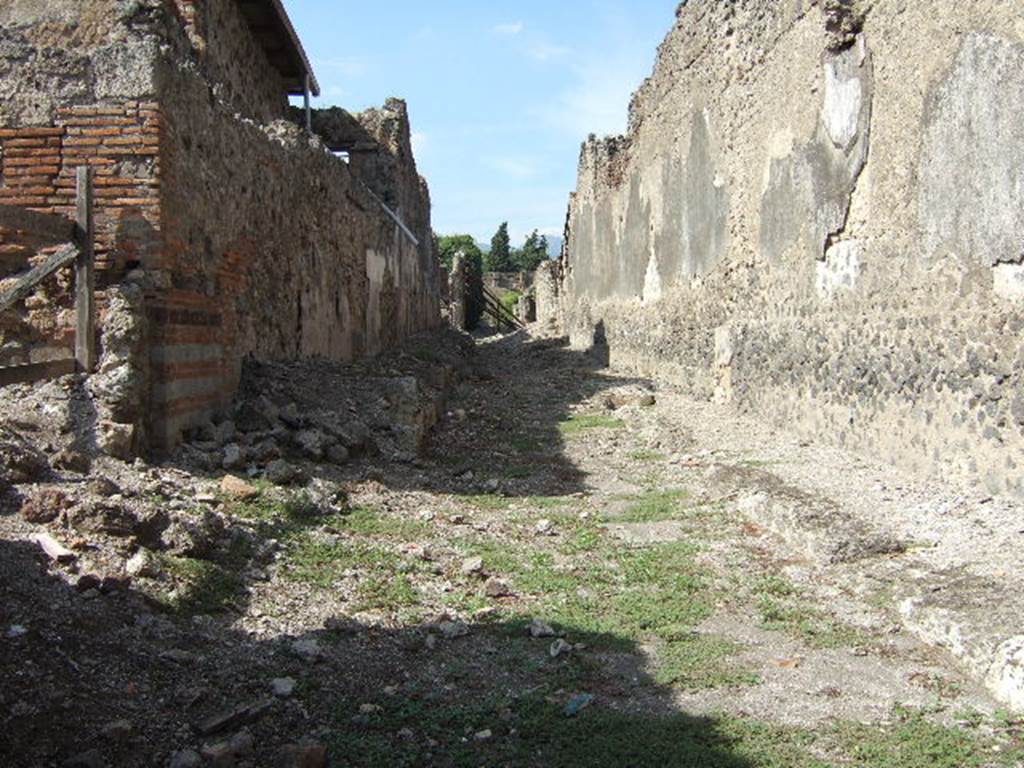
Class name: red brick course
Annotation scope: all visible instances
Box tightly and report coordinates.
[1,101,162,365]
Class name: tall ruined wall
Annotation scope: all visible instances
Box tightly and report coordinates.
[151,58,439,446]
[562,0,1024,497]
[0,0,441,453]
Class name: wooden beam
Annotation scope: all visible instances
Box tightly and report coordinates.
[74,167,95,374]
[304,74,312,132]
[0,205,75,245]
[0,358,76,387]
[0,242,78,313]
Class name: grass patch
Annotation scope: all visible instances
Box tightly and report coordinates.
[328,695,828,768]
[608,488,690,523]
[628,450,669,462]
[654,635,759,690]
[502,465,534,479]
[752,575,867,649]
[356,573,420,612]
[511,435,546,454]
[284,537,395,588]
[339,506,432,539]
[559,522,604,554]
[539,541,720,656]
[158,555,244,615]
[464,494,515,512]
[528,495,574,509]
[559,413,626,436]
[833,706,1023,768]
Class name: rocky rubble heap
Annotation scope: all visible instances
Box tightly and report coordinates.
[1,329,472,588]
[176,330,476,483]
[0,329,475,766]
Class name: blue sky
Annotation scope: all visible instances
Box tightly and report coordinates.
[285,1,677,246]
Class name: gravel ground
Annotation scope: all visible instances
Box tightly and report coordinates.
[0,328,1021,767]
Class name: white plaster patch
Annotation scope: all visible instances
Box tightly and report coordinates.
[986,636,1024,712]
[816,240,862,300]
[365,249,388,354]
[714,324,734,368]
[993,263,1024,302]
[822,60,862,150]
[642,251,662,304]
[762,129,795,191]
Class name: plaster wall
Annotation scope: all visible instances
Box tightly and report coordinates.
[562,0,1024,497]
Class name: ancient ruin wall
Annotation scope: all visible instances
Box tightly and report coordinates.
[151,59,439,446]
[0,0,441,452]
[562,0,1024,497]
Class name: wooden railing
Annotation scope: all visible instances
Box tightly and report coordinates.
[0,167,95,386]
[481,283,523,333]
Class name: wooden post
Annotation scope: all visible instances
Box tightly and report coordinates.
[304,74,312,132]
[75,166,95,373]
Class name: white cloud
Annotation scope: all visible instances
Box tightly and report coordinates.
[494,21,525,36]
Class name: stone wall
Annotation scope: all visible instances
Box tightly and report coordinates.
[169,0,290,121]
[0,0,441,453]
[150,57,438,447]
[534,261,560,331]
[484,272,534,296]
[561,0,1024,498]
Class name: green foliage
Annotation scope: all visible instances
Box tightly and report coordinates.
[499,289,521,315]
[486,221,515,272]
[832,707,1019,768]
[436,232,485,329]
[436,234,483,272]
[558,413,627,436]
[514,229,549,272]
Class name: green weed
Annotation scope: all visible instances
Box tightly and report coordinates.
[559,414,626,436]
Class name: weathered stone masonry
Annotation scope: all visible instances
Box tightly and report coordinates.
[0,0,441,453]
[557,0,1024,498]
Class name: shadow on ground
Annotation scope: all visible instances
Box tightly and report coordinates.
[375,329,655,499]
[0,536,782,768]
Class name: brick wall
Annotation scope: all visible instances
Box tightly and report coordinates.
[0,102,161,364]
[0,0,442,454]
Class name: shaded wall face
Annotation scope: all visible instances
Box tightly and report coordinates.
[0,0,442,452]
[562,0,1024,497]
[149,58,441,448]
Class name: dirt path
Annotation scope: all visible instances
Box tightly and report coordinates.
[2,330,1022,767]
